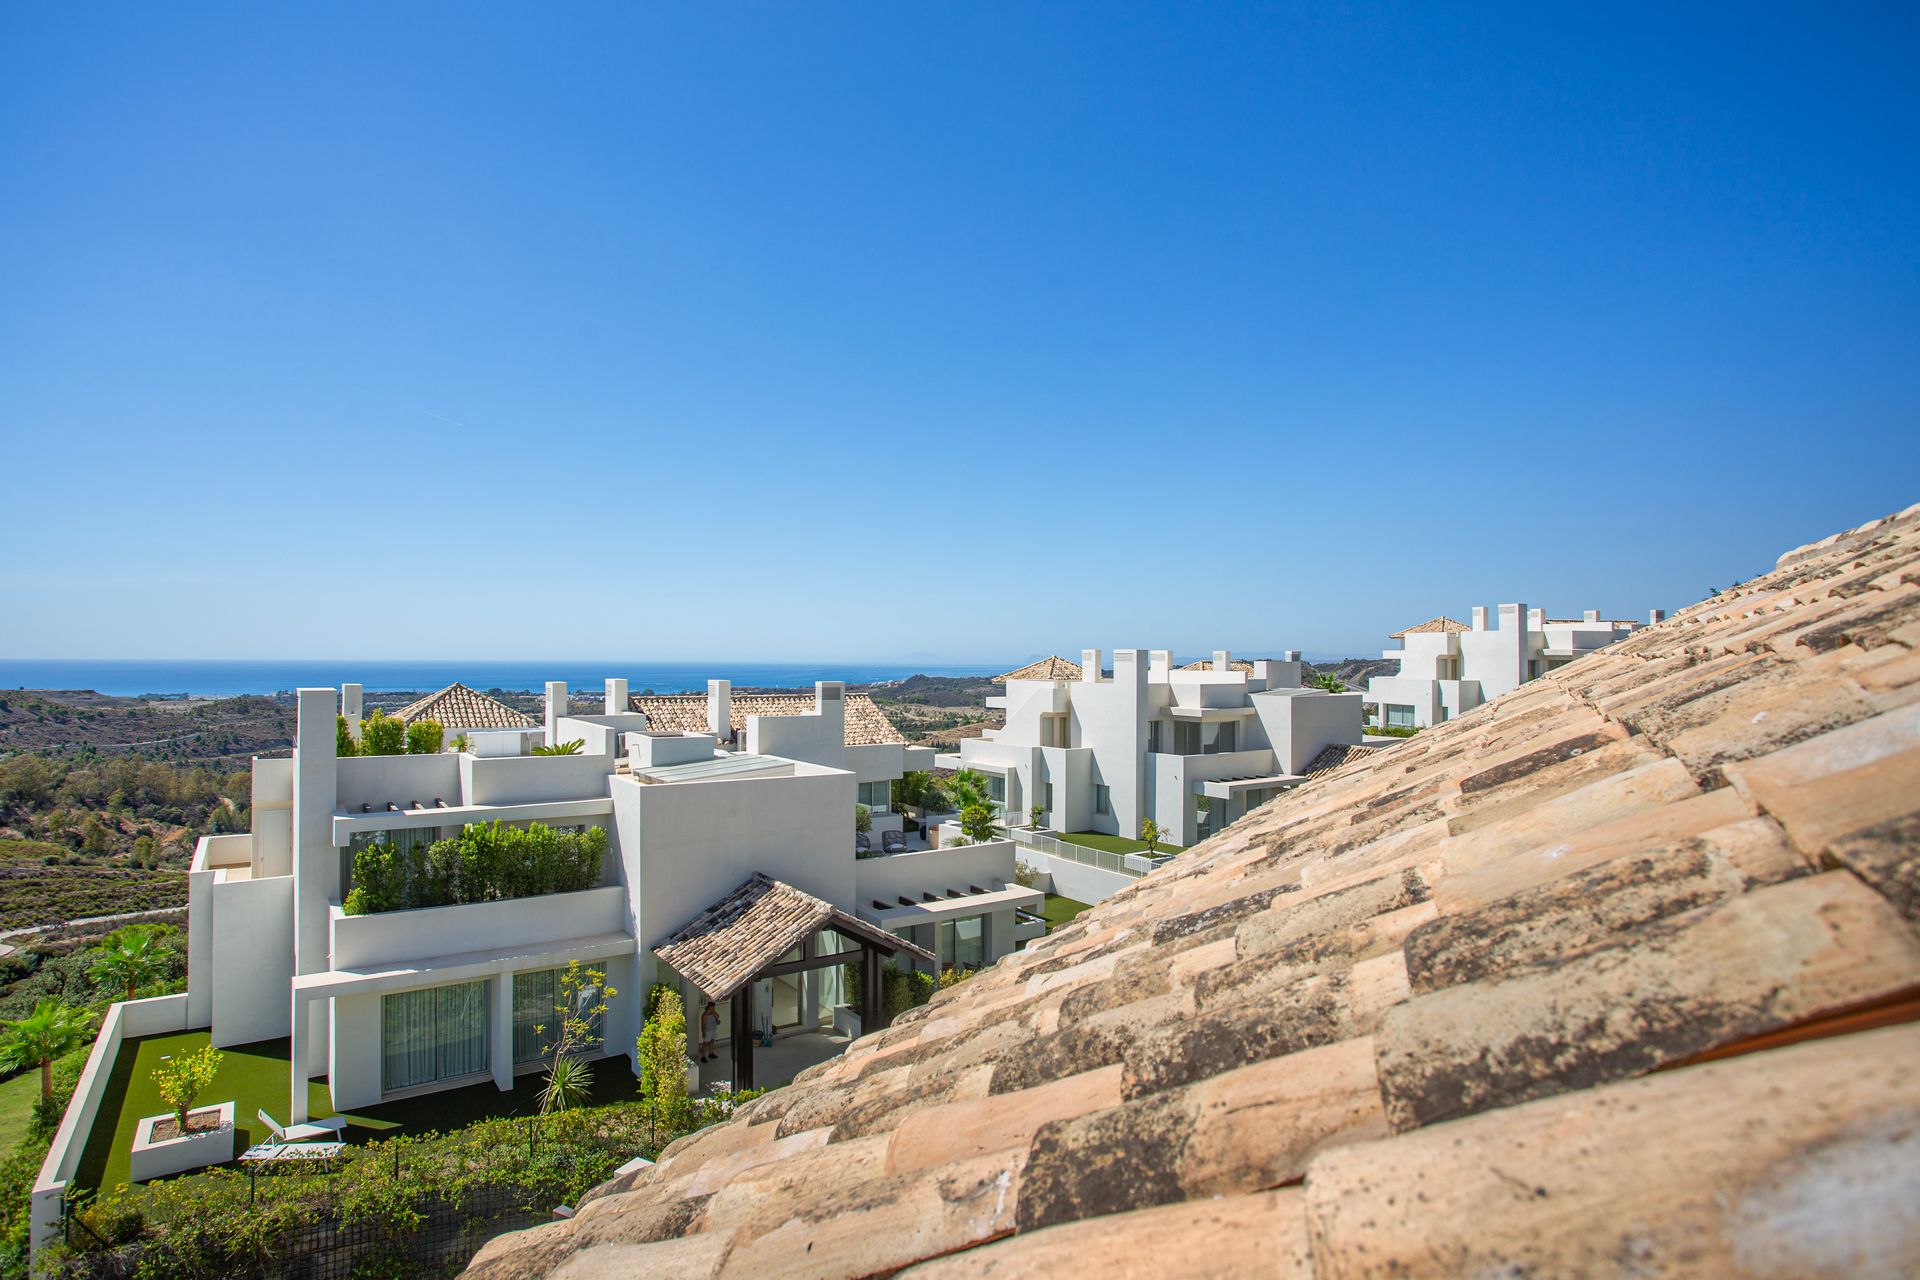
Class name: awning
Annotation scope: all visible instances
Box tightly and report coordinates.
[653,874,934,1001]
[866,882,1045,928]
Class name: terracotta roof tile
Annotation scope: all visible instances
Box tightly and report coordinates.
[1178,658,1256,671]
[992,656,1083,683]
[1388,615,1470,638]
[653,874,932,1001]
[393,682,535,730]
[628,692,907,746]
[1302,742,1380,778]
[468,504,1920,1279]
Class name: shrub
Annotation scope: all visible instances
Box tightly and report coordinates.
[405,718,444,755]
[154,1044,224,1127]
[358,711,407,756]
[532,738,585,756]
[341,822,605,914]
[637,989,691,1147]
[854,803,870,835]
[336,715,356,757]
[959,804,997,845]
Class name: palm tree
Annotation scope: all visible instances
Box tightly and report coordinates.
[0,1000,91,1103]
[1309,672,1349,694]
[90,931,168,1001]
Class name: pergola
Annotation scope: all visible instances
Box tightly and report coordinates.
[652,874,934,1089]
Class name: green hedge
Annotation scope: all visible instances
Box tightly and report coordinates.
[343,822,605,916]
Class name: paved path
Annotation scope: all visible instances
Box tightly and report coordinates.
[0,904,187,944]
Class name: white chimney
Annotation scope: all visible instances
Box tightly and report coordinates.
[707,679,733,747]
[1584,609,1601,623]
[1471,606,1488,630]
[1650,608,1665,625]
[1527,607,1545,631]
[1081,649,1102,682]
[340,684,363,741]
[1149,650,1172,680]
[544,681,567,747]
[1212,649,1231,672]
[1284,649,1300,662]
[604,677,628,715]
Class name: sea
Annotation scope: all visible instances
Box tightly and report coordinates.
[0,659,1003,699]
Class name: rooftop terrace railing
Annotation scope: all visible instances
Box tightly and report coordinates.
[1012,828,1149,878]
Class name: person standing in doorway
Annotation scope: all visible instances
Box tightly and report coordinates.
[700,1001,720,1063]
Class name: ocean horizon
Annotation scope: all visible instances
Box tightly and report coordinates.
[0,659,1007,699]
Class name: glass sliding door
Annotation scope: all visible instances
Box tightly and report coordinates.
[512,969,559,1065]
[382,979,490,1094]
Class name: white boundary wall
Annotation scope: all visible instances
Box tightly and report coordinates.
[31,993,192,1255]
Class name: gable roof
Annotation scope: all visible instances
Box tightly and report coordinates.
[628,692,907,746]
[652,874,933,1001]
[1300,742,1380,778]
[993,655,1083,683]
[468,502,1920,1280]
[393,682,535,730]
[1388,615,1470,638]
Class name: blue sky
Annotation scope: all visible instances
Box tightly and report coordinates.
[2,3,1916,664]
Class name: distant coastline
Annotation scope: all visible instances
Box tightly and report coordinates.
[0,659,1003,699]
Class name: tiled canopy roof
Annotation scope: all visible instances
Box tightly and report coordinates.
[1388,615,1470,638]
[393,683,535,730]
[1178,658,1256,672]
[1301,742,1380,778]
[652,874,932,1002]
[629,693,907,746]
[470,503,1920,1280]
[992,656,1082,683]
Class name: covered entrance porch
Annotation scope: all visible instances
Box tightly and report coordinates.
[653,874,934,1090]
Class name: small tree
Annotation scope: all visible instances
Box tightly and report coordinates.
[637,989,692,1147]
[959,804,997,845]
[0,1000,90,1103]
[1029,804,1044,830]
[405,718,444,755]
[946,769,992,813]
[153,1044,223,1128]
[1309,672,1348,694]
[449,732,473,754]
[854,803,871,835]
[89,929,168,1001]
[537,960,615,1115]
[336,715,358,757]
[359,711,406,755]
[1139,818,1162,858]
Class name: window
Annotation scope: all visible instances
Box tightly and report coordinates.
[1094,784,1110,815]
[1171,721,1237,755]
[937,915,986,971]
[1148,722,1164,753]
[1044,782,1055,815]
[1386,704,1417,729]
[986,774,1006,806]
[1195,795,1213,841]
[512,968,605,1065]
[383,980,489,1093]
[858,780,892,812]
[1242,788,1267,814]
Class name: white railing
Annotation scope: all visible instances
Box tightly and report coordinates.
[1012,828,1150,877]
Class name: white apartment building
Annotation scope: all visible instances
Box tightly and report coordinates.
[184,678,1039,1117]
[940,648,1364,849]
[1366,605,1661,729]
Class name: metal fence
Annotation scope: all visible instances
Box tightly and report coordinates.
[1012,829,1151,877]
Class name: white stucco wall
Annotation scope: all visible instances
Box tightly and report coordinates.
[329,885,627,970]
[209,875,295,1047]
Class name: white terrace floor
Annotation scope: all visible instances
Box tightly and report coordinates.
[699,1030,853,1094]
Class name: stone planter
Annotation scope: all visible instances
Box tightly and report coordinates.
[130,1101,235,1182]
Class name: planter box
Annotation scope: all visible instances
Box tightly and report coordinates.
[130,1101,235,1182]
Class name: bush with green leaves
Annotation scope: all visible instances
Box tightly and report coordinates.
[958,804,997,845]
[404,719,444,755]
[532,738,585,756]
[153,1044,224,1127]
[854,803,870,835]
[637,989,692,1147]
[343,821,605,915]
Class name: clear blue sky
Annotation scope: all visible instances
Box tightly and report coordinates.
[2,4,1915,664]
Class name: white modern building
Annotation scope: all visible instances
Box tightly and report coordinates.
[183,677,1040,1120]
[940,649,1364,849]
[1366,606,1660,729]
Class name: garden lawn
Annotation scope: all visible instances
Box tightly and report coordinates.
[1059,831,1184,856]
[0,1068,40,1154]
[1040,895,1092,930]
[76,1032,637,1193]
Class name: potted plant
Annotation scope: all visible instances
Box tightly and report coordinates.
[130,1045,233,1181]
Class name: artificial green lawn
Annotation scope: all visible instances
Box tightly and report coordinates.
[1040,895,1092,930]
[0,1068,41,1154]
[1058,831,1185,857]
[77,1031,637,1193]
